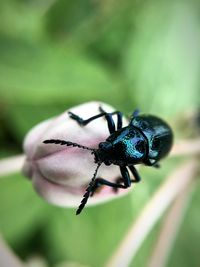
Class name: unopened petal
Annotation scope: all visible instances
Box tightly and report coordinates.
[22,101,131,208]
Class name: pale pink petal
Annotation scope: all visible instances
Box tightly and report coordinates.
[23,101,131,209]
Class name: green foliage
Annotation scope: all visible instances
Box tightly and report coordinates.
[0,174,48,249]
[122,1,200,116]
[0,36,120,105]
[0,0,199,266]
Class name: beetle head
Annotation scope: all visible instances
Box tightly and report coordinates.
[93,141,113,165]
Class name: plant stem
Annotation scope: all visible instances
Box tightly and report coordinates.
[170,138,200,156]
[147,182,194,267]
[0,155,25,177]
[0,236,25,267]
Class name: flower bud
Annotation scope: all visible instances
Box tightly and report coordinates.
[23,102,130,209]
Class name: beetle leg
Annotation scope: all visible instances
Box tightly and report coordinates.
[69,109,123,134]
[119,166,132,187]
[153,163,160,168]
[90,177,128,196]
[144,158,160,168]
[128,165,141,182]
[99,106,123,130]
[101,111,124,133]
[104,113,116,133]
[90,166,133,196]
[116,111,123,130]
[68,110,116,133]
[113,171,140,192]
[68,111,107,126]
[77,166,132,214]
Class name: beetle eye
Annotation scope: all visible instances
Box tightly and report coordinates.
[135,140,146,153]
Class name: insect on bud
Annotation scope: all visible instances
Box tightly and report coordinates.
[22,102,130,209]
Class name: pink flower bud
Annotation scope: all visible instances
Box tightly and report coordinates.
[23,102,131,210]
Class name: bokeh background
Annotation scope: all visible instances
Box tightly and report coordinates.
[0,0,200,266]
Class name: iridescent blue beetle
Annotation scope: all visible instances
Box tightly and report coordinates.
[43,107,173,214]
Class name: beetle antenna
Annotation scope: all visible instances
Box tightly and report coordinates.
[43,139,95,152]
[76,162,101,215]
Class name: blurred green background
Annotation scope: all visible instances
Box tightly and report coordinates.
[0,0,200,266]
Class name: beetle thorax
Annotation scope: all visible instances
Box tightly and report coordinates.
[94,127,148,166]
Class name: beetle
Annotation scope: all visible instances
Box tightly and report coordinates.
[43,107,173,215]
